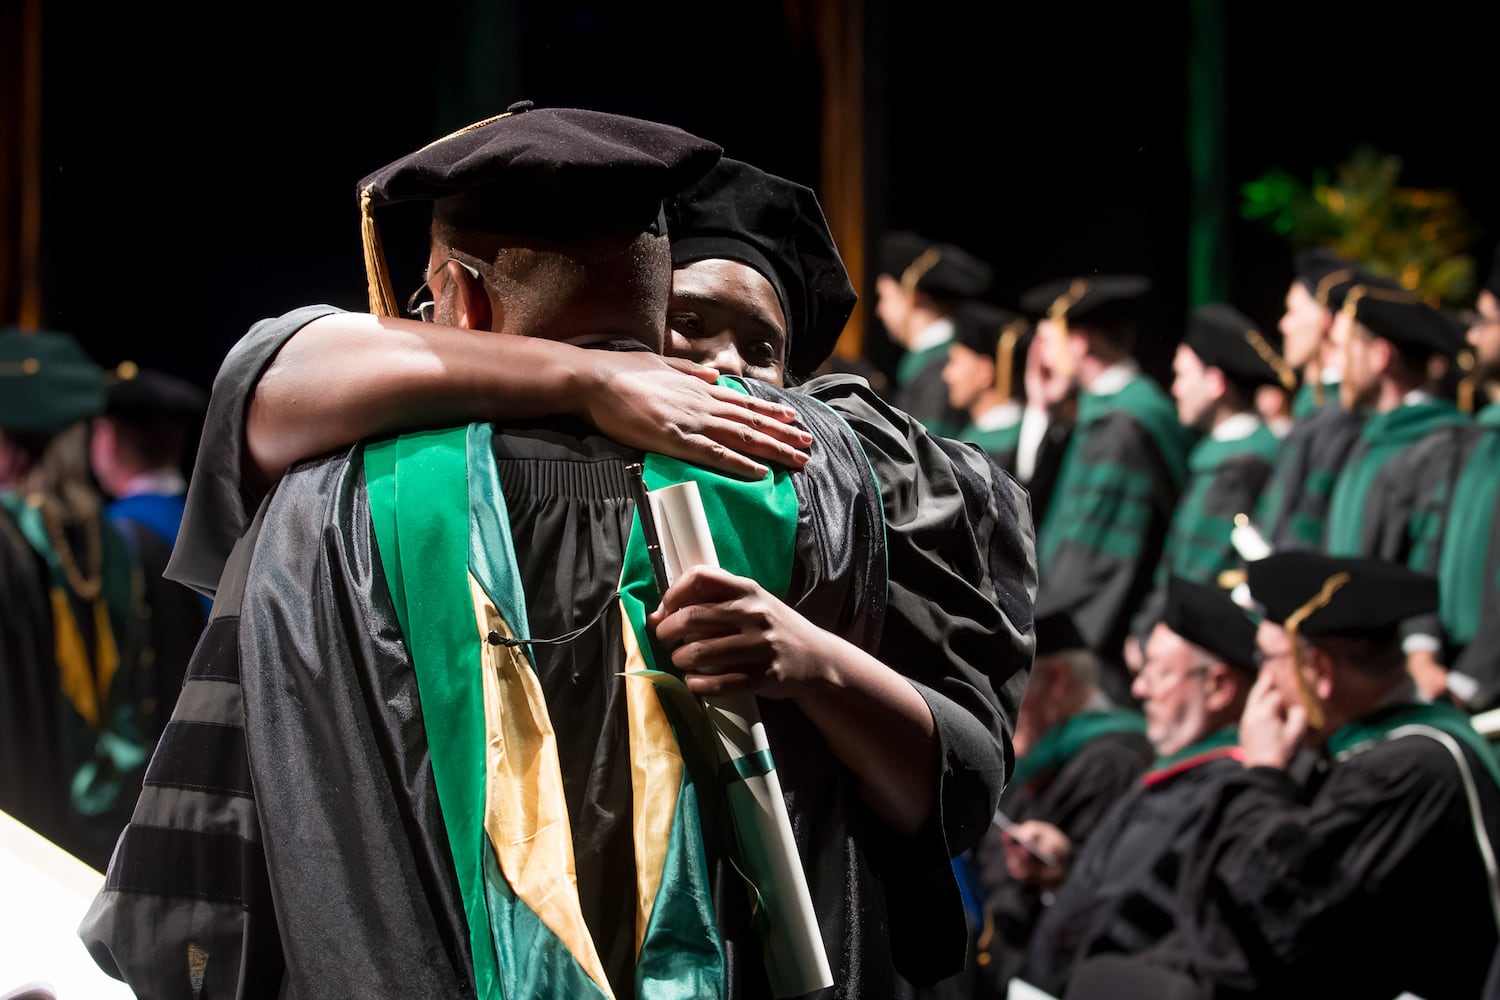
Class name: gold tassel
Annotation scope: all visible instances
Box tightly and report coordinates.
[1314,267,1354,310]
[1245,327,1297,392]
[1457,350,1477,415]
[994,321,1024,405]
[361,186,400,318]
[1338,287,1366,411]
[1282,572,1351,731]
[900,247,943,294]
[1046,279,1089,379]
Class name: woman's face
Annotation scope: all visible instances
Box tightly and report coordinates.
[667,258,788,386]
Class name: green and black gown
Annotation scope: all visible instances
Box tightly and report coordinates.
[1323,395,1471,560]
[893,330,966,438]
[971,706,1153,993]
[1018,728,1242,997]
[1087,698,1500,1000]
[1253,389,1364,552]
[1035,370,1191,699]
[81,308,1038,1000]
[1131,419,1278,638]
[954,402,1024,476]
[0,493,147,869]
[1421,405,1500,709]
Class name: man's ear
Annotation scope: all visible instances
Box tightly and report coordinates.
[450,261,493,331]
[1309,646,1337,701]
[1203,663,1238,713]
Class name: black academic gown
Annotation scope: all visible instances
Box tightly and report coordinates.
[107,513,207,746]
[973,721,1154,992]
[1035,376,1190,701]
[894,342,967,438]
[1109,705,1500,1000]
[81,307,1039,1000]
[1020,744,1242,997]
[1253,401,1365,552]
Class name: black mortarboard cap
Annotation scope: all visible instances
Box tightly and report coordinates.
[1186,303,1296,391]
[1246,550,1438,637]
[1349,288,1459,358]
[105,364,208,422]
[666,157,856,377]
[1018,274,1152,330]
[1325,268,1402,312]
[357,101,722,315]
[1294,248,1359,298]
[1162,575,1258,674]
[952,300,1031,403]
[877,231,993,300]
[0,327,106,434]
[1033,608,1089,657]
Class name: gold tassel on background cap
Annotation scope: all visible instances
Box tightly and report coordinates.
[1311,268,1354,409]
[1245,328,1297,392]
[361,186,400,318]
[1457,349,1477,415]
[1046,279,1088,379]
[994,321,1024,405]
[900,247,942,294]
[1281,572,1351,731]
[1338,287,1366,411]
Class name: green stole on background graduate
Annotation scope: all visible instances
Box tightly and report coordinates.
[896,339,950,388]
[1291,378,1340,420]
[1140,725,1241,787]
[957,421,1022,467]
[1329,701,1500,787]
[1156,425,1279,585]
[1325,399,1469,555]
[1438,406,1500,648]
[366,421,802,1000]
[1010,709,1148,789]
[1039,377,1189,569]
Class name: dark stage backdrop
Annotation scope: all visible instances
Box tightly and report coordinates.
[32,0,1497,400]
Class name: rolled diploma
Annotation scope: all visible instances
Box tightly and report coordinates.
[648,480,833,997]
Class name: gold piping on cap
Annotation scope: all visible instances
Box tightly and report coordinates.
[1281,571,1351,731]
[1245,328,1297,392]
[360,110,522,318]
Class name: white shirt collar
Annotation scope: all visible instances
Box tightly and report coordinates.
[1086,360,1141,396]
[909,317,955,354]
[1402,387,1434,407]
[1211,411,1263,442]
[974,400,1023,431]
[121,469,187,497]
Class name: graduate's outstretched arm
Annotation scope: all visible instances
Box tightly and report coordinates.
[245,312,812,488]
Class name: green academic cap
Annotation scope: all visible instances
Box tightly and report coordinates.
[1185,303,1296,392]
[356,100,723,317]
[1162,575,1258,675]
[666,157,856,378]
[952,300,1031,403]
[0,327,106,434]
[878,232,993,301]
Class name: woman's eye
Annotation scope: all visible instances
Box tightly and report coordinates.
[668,313,703,336]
